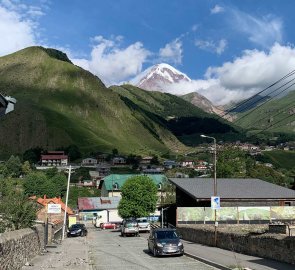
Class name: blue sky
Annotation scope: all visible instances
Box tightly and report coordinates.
[1,0,295,104]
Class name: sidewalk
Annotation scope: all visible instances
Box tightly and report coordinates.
[21,236,91,270]
[183,240,294,270]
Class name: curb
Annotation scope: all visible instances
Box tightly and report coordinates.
[184,251,231,270]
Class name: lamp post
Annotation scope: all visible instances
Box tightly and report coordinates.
[200,134,217,246]
[62,165,72,240]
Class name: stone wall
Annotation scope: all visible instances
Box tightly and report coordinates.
[0,225,44,270]
[177,225,295,264]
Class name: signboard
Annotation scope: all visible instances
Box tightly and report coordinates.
[47,204,62,214]
[68,216,77,227]
[211,196,220,210]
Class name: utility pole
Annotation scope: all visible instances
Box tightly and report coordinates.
[201,134,218,246]
[62,165,71,240]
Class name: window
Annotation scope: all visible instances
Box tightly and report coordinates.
[113,182,119,190]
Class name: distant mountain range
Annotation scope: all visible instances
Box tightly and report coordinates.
[130,63,224,116]
[0,47,239,158]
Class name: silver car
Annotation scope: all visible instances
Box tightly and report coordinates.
[121,219,139,237]
[136,218,150,233]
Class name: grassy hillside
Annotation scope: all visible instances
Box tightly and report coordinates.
[0,46,242,158]
[111,85,242,145]
[235,91,295,134]
[0,47,170,157]
[262,150,295,170]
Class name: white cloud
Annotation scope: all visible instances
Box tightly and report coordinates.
[211,5,224,14]
[162,44,295,105]
[195,39,227,55]
[159,39,183,65]
[0,5,36,55]
[72,36,151,85]
[230,9,283,48]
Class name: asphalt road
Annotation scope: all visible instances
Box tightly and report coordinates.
[88,226,218,270]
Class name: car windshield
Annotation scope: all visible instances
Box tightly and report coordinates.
[137,219,148,223]
[155,231,178,239]
[70,224,83,229]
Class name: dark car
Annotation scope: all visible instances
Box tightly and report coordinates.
[67,223,88,237]
[148,228,184,256]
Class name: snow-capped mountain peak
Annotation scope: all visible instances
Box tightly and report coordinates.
[130,63,191,91]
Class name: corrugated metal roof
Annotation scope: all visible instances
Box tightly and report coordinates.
[102,174,167,191]
[78,197,121,210]
[169,178,295,199]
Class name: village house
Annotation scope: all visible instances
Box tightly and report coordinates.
[77,196,121,223]
[81,158,98,167]
[41,151,68,167]
[30,195,74,224]
[163,160,178,169]
[181,160,195,168]
[99,174,168,205]
[112,156,126,165]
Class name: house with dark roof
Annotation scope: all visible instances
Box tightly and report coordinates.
[168,178,295,225]
[169,178,295,207]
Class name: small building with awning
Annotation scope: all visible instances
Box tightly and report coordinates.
[168,178,295,225]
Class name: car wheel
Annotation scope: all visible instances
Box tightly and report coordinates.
[153,247,157,257]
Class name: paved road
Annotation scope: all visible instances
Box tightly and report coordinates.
[23,224,294,270]
[87,226,217,270]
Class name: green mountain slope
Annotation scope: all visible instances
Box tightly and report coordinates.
[111,85,241,145]
[234,91,295,134]
[0,46,241,158]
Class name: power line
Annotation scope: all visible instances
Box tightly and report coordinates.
[234,79,295,124]
[243,100,295,129]
[254,113,295,135]
[221,69,295,118]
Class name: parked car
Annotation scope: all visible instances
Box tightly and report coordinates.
[67,223,88,237]
[136,217,150,233]
[121,218,139,237]
[100,222,121,230]
[148,228,184,256]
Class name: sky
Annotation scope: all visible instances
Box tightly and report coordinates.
[1,0,295,104]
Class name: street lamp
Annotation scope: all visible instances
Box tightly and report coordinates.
[200,134,217,246]
[62,165,72,240]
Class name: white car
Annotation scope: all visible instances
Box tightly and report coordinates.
[136,218,150,233]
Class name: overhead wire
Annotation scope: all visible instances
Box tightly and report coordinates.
[234,78,295,124]
[220,69,295,118]
[253,113,295,135]
[244,100,295,129]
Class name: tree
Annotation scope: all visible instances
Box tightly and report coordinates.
[23,147,43,164]
[216,147,248,178]
[159,178,176,206]
[23,171,67,198]
[118,175,158,219]
[23,171,48,196]
[0,192,38,232]
[22,161,32,176]
[5,155,22,177]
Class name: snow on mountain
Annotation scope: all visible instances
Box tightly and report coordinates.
[129,63,225,115]
[130,63,191,92]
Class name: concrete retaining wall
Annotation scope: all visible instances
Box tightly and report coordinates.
[177,225,295,264]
